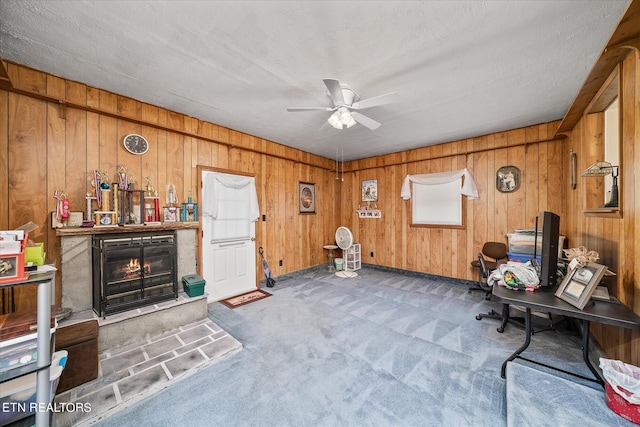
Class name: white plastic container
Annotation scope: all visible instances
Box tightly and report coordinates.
[335,258,344,271]
[0,350,68,425]
[0,326,56,375]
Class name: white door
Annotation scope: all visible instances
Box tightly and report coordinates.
[201,170,258,302]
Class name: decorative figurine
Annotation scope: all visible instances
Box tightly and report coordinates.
[53,190,70,228]
[166,184,177,207]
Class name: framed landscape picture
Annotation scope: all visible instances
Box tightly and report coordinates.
[361,179,378,202]
[299,182,316,214]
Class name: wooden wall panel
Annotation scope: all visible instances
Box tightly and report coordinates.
[8,93,47,309]
[0,90,8,230]
[561,50,640,365]
[341,121,567,284]
[48,102,67,306]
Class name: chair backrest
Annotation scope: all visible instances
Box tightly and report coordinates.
[477,252,490,279]
[482,242,507,261]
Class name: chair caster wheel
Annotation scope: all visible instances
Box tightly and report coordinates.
[476,315,482,320]
[497,326,505,333]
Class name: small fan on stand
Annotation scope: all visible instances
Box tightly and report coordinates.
[335,226,358,278]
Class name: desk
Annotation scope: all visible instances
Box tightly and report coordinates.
[493,284,640,386]
[0,272,55,427]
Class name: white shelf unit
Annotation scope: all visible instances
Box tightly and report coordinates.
[357,210,381,219]
[345,243,361,271]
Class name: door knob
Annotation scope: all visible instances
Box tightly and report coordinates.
[251,237,256,241]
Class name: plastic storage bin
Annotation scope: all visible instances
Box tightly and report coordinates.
[0,350,68,425]
[182,274,205,297]
[0,326,56,377]
[24,242,45,266]
[507,232,542,255]
[507,252,541,264]
[335,258,344,271]
[507,233,566,257]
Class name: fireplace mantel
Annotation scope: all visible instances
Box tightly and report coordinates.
[56,222,199,237]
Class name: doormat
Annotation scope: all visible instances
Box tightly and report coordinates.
[220,289,272,309]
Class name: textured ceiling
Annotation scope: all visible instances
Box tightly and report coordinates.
[0,1,630,161]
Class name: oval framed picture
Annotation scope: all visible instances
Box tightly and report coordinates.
[299,181,316,214]
[496,166,521,193]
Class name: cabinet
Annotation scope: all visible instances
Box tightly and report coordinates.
[0,272,55,427]
[345,243,361,271]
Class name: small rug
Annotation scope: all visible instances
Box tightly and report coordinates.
[220,289,272,308]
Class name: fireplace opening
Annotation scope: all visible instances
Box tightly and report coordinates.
[92,231,178,317]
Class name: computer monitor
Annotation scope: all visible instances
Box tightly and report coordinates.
[534,211,560,287]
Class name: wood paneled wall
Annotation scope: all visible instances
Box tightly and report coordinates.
[0,61,338,312]
[564,50,640,364]
[339,124,565,282]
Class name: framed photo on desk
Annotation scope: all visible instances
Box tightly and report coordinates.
[555,262,607,309]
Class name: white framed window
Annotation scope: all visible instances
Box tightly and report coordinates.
[401,169,477,229]
[411,178,464,228]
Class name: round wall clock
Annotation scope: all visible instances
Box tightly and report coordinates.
[123,134,149,155]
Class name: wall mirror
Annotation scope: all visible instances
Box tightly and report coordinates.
[582,65,621,215]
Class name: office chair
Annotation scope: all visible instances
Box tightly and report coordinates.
[473,251,526,333]
[469,242,508,299]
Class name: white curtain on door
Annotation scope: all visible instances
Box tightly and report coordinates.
[202,172,260,243]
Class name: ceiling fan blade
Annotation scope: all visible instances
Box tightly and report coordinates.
[323,78,345,105]
[287,107,333,112]
[319,121,333,131]
[352,92,400,110]
[351,112,381,130]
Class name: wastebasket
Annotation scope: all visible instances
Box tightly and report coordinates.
[600,358,640,424]
[335,258,343,271]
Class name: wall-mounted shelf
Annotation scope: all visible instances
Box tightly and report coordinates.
[358,210,381,219]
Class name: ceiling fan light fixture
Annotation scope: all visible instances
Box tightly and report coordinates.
[338,107,352,124]
[328,111,343,129]
[345,114,357,128]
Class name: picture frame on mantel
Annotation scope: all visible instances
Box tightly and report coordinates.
[299,182,316,214]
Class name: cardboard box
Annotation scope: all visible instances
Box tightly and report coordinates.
[182,274,205,297]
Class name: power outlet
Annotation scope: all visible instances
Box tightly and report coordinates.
[279,260,283,266]
[370,252,374,257]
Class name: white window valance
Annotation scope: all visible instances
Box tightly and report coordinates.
[400,168,479,200]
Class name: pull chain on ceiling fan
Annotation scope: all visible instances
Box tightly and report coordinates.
[287,79,399,130]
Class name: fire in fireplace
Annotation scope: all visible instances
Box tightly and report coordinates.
[92,231,178,317]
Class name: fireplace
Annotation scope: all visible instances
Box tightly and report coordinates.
[92,231,178,317]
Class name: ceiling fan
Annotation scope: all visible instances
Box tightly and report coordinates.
[287,79,399,130]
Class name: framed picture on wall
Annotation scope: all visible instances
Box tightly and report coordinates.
[361,179,378,202]
[496,166,521,193]
[555,262,607,309]
[299,182,316,214]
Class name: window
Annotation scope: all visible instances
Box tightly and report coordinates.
[411,179,464,227]
[401,169,477,229]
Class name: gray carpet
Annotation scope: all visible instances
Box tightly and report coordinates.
[506,362,635,427]
[95,267,597,427]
